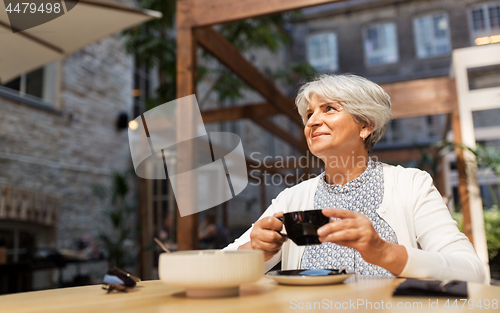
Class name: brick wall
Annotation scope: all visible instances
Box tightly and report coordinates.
[0,35,134,255]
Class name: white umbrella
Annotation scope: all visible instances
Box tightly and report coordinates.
[0,0,162,83]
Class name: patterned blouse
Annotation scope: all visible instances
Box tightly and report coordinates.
[300,158,398,276]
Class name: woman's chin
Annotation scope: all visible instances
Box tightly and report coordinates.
[307,149,326,161]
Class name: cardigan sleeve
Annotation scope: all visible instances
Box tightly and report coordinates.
[399,170,487,284]
[222,188,288,272]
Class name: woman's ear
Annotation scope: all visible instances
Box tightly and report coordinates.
[360,123,374,139]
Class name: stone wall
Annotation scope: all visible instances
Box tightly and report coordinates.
[0,34,135,283]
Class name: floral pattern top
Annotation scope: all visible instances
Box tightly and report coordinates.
[300,158,398,276]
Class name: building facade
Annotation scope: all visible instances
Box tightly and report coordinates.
[0,35,135,292]
[288,0,500,207]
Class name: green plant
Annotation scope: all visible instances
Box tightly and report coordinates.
[414,140,500,261]
[469,143,500,208]
[453,207,500,260]
[93,171,137,269]
[484,206,500,260]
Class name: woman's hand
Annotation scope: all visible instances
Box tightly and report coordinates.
[318,208,408,275]
[247,212,287,261]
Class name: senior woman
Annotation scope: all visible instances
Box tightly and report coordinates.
[224,74,486,284]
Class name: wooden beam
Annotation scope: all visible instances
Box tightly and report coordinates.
[382,77,456,119]
[201,78,458,124]
[201,102,280,123]
[371,147,433,165]
[193,27,303,126]
[176,20,198,250]
[178,0,347,27]
[201,102,305,152]
[251,118,307,152]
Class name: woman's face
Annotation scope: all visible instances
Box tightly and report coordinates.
[304,94,370,160]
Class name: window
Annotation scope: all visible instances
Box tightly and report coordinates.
[413,13,451,58]
[468,2,500,45]
[306,33,338,72]
[379,119,401,143]
[0,63,58,107]
[363,22,398,66]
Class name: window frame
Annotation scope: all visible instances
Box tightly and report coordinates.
[306,32,339,72]
[362,22,399,67]
[0,62,61,112]
[467,1,500,46]
[413,12,452,59]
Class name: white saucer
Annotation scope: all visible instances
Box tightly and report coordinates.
[266,269,353,286]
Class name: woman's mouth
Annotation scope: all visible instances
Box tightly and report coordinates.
[312,132,329,139]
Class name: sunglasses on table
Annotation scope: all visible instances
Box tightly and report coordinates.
[102,268,141,293]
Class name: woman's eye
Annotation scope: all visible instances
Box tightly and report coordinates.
[326,106,336,112]
[306,113,312,119]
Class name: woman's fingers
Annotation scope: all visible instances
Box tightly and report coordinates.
[272,212,284,219]
[317,218,356,236]
[256,212,284,232]
[319,228,360,243]
[252,227,285,243]
[322,208,357,219]
[318,208,386,263]
[251,239,284,253]
[249,212,286,260]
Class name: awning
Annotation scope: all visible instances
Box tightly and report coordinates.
[0,0,162,83]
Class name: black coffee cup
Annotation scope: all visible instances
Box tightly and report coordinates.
[280,210,330,246]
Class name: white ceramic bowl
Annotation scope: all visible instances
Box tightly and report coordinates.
[159,250,264,298]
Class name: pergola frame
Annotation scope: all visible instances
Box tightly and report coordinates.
[173,0,472,253]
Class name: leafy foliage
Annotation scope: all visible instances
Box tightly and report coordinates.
[447,142,500,261]
[453,207,500,260]
[93,171,137,269]
[413,140,456,179]
[484,207,500,260]
[472,143,500,177]
[410,140,500,261]
[472,144,500,261]
[467,143,500,208]
[273,62,317,89]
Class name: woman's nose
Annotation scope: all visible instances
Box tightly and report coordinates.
[306,112,323,128]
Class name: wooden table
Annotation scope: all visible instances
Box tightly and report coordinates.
[1,276,499,313]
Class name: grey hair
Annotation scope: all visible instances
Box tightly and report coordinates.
[295,74,392,151]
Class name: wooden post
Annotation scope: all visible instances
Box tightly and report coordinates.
[139,178,154,279]
[176,9,199,250]
[451,109,473,244]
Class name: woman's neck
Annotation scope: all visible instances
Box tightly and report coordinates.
[322,151,370,185]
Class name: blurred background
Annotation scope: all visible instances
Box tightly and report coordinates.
[1,0,500,294]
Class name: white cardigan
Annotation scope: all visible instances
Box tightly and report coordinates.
[224,164,487,284]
